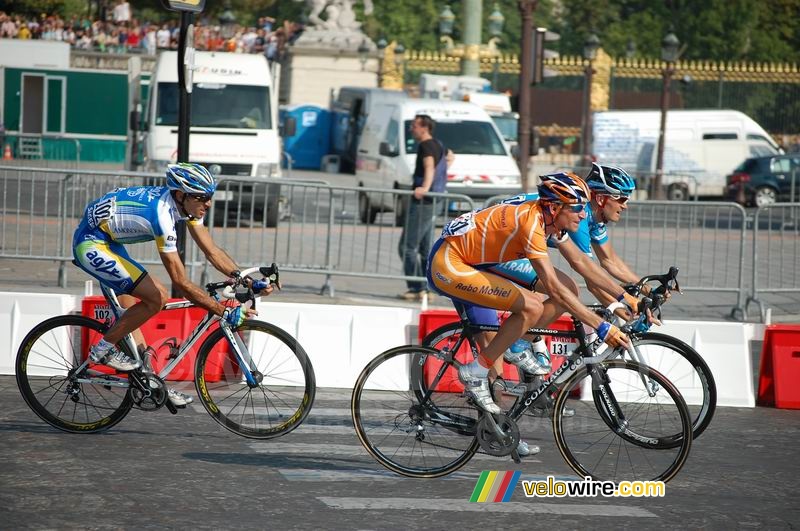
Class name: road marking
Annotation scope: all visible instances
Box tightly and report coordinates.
[316,497,657,517]
[248,442,541,463]
[278,469,477,482]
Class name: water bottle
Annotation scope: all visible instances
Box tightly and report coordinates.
[509,338,530,356]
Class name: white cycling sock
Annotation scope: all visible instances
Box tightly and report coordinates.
[464,359,490,378]
[94,338,114,354]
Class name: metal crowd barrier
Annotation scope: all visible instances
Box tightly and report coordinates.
[746,203,800,322]
[202,176,475,295]
[2,164,798,321]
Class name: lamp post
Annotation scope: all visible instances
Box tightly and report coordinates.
[438,3,504,78]
[394,42,406,86]
[357,39,370,71]
[653,31,680,200]
[376,37,387,85]
[516,0,537,191]
[580,33,600,168]
[488,4,505,89]
[219,0,236,40]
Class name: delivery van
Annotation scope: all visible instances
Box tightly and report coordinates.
[143,51,283,225]
[329,86,408,173]
[355,99,521,224]
[592,109,780,199]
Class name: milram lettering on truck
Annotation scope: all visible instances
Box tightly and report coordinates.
[194,66,244,76]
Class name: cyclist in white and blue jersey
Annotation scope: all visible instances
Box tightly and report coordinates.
[72,163,274,406]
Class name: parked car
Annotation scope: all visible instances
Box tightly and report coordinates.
[726,154,800,207]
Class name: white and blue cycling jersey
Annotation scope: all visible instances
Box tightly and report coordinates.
[72,186,203,293]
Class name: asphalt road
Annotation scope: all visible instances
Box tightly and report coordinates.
[1,376,798,529]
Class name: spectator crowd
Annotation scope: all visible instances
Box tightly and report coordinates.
[0,1,302,62]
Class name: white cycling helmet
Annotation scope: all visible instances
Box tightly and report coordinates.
[166,163,216,195]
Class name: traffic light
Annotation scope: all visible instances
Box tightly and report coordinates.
[532,27,560,85]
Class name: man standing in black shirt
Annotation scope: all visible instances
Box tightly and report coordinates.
[399,114,451,301]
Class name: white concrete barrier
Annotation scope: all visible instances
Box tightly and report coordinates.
[0,293,78,375]
[256,301,416,389]
[656,320,762,407]
[0,292,763,408]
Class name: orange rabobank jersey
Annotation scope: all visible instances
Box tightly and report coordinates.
[442,201,549,265]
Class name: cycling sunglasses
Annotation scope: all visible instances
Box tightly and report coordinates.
[563,203,586,213]
[605,194,630,204]
[188,193,213,202]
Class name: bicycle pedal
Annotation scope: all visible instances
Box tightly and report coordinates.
[510,450,522,464]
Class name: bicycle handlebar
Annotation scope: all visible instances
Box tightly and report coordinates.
[204,263,281,305]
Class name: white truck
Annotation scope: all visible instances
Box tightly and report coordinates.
[143,50,283,225]
[355,99,521,225]
[592,109,781,199]
[419,73,519,151]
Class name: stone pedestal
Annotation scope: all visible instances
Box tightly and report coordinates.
[281,46,379,106]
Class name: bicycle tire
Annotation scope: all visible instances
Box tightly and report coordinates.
[15,315,134,433]
[425,322,717,440]
[194,319,315,439]
[552,359,692,483]
[626,332,716,441]
[351,345,480,478]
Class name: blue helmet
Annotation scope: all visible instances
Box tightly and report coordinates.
[166,163,216,195]
[585,163,636,196]
[537,172,591,204]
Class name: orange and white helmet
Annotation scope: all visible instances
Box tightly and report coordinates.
[537,172,591,204]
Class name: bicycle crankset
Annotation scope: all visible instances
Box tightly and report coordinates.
[129,371,168,411]
[476,414,520,457]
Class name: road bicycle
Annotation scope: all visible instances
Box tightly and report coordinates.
[16,265,316,439]
[422,267,716,441]
[351,298,693,482]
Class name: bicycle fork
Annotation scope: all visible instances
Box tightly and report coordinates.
[220,323,261,388]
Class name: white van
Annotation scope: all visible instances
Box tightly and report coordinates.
[592,109,780,199]
[144,51,283,225]
[356,99,520,224]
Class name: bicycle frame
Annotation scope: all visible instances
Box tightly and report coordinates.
[422,313,624,426]
[72,284,260,387]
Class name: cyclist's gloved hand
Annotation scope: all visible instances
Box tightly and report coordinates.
[597,321,630,349]
[223,306,247,328]
[251,279,269,294]
[621,292,640,313]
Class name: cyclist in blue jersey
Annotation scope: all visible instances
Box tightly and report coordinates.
[72,163,274,407]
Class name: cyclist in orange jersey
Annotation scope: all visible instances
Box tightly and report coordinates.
[427,172,633,414]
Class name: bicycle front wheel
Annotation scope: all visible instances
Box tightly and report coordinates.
[351,345,480,478]
[626,333,716,441]
[194,320,315,439]
[552,360,692,483]
[15,315,133,433]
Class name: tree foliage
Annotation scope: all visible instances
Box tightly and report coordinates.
[2,0,799,64]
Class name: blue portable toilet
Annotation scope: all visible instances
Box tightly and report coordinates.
[280,104,331,170]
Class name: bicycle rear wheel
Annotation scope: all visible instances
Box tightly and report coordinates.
[15,315,133,433]
[552,360,692,483]
[194,320,315,439]
[351,345,480,478]
[626,333,716,441]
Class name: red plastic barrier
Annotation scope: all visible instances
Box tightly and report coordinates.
[81,296,231,382]
[757,325,800,409]
[418,310,576,393]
